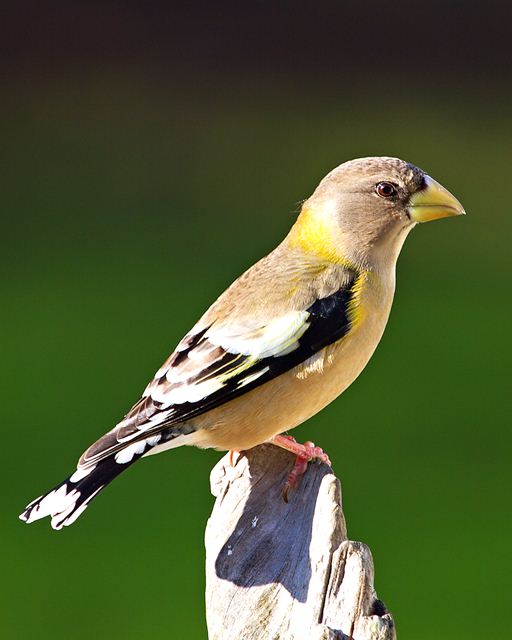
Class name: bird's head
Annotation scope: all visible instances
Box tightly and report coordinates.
[288,157,465,270]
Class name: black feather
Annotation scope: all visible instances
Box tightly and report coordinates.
[153,270,360,426]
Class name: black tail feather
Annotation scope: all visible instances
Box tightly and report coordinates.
[19,451,144,530]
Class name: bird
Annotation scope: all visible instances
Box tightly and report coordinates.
[19,156,465,530]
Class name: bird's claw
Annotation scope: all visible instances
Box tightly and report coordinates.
[275,437,331,502]
[228,449,241,467]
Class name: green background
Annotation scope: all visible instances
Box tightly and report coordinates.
[2,4,511,639]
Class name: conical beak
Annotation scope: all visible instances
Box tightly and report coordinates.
[408,175,466,223]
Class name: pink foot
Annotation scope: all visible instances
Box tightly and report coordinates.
[271,435,331,502]
[228,449,241,467]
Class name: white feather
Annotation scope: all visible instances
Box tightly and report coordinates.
[22,484,79,524]
[69,466,94,482]
[152,377,224,406]
[115,440,147,464]
[56,487,103,528]
[207,311,309,358]
[237,366,270,388]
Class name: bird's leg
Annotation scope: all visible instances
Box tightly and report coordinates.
[270,434,331,502]
[228,449,241,466]
[271,434,331,465]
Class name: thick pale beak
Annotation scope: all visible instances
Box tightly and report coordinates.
[408,175,465,223]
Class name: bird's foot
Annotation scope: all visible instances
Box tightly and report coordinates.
[228,449,242,466]
[270,435,331,502]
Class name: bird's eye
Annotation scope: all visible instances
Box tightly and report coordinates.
[375,182,397,198]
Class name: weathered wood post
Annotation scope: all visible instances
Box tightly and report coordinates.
[205,444,396,640]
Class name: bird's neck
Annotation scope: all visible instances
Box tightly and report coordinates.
[285,201,413,279]
[285,205,360,270]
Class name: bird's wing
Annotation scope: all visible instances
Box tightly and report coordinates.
[79,267,364,468]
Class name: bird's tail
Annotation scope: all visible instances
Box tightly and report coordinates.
[19,453,142,530]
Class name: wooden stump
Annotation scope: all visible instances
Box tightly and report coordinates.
[205,444,396,640]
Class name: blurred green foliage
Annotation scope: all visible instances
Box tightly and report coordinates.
[2,76,510,639]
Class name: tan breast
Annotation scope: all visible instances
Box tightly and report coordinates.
[190,270,395,451]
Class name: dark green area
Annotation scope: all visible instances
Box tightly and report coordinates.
[2,77,510,639]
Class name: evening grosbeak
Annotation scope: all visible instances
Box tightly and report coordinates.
[20,156,464,529]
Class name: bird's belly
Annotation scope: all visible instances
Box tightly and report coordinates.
[191,291,392,451]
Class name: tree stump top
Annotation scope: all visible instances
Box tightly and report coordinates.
[205,444,396,640]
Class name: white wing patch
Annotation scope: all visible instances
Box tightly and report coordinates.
[152,377,224,407]
[207,311,309,357]
[144,310,310,410]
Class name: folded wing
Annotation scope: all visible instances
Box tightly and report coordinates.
[79,269,363,468]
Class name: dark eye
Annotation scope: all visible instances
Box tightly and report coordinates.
[375,182,397,198]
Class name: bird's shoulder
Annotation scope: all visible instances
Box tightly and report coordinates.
[202,245,356,325]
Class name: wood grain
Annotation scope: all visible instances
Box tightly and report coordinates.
[205,444,396,639]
